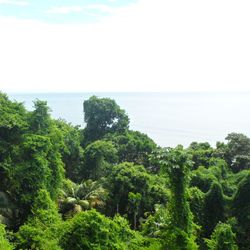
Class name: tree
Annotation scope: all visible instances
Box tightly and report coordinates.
[188,187,205,248]
[4,133,64,225]
[203,182,225,238]
[54,119,84,182]
[232,172,250,249]
[188,142,214,170]
[83,96,129,143]
[104,130,157,169]
[158,147,193,232]
[82,140,118,180]
[188,187,205,227]
[29,100,51,135]
[190,166,218,193]
[60,209,143,250]
[0,93,27,191]
[152,146,198,249]
[0,223,13,250]
[206,222,238,250]
[128,192,142,229]
[105,162,167,227]
[0,93,27,145]
[15,189,63,250]
[0,94,65,228]
[223,133,250,172]
[59,179,108,218]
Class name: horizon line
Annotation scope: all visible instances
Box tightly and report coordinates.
[3,90,250,95]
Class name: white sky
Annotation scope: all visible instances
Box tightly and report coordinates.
[0,0,250,92]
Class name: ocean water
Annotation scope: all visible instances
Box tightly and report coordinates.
[7,92,250,147]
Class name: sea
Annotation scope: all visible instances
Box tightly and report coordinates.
[7,92,250,148]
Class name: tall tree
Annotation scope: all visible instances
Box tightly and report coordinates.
[29,100,51,135]
[203,182,225,237]
[221,133,250,172]
[0,93,27,191]
[7,134,64,223]
[152,146,198,249]
[54,120,83,182]
[0,96,64,225]
[83,96,129,143]
[206,222,238,250]
[104,130,157,169]
[188,142,214,170]
[232,172,250,249]
[105,162,167,227]
[82,140,118,180]
[15,189,63,250]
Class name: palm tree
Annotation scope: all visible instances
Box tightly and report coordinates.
[58,179,108,218]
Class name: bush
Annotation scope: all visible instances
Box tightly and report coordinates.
[0,224,13,250]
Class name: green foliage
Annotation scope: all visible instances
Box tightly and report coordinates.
[0,191,17,228]
[82,140,118,180]
[156,146,193,232]
[112,215,163,250]
[28,102,65,199]
[226,133,250,157]
[7,134,64,217]
[206,222,238,250]
[0,93,27,142]
[232,171,250,249]
[2,92,250,249]
[83,96,129,143]
[128,192,142,229]
[61,209,141,250]
[231,155,250,172]
[188,187,205,247]
[59,179,108,218]
[54,119,84,182]
[104,130,157,169]
[190,166,218,193]
[190,159,232,197]
[209,158,229,180]
[105,162,168,227]
[142,204,169,238]
[203,182,226,237]
[15,189,63,250]
[188,142,214,170]
[233,172,250,225]
[163,227,198,250]
[222,133,250,172]
[0,223,13,250]
[152,146,198,249]
[0,95,64,226]
[29,100,51,134]
[188,187,205,227]
[0,93,28,193]
[224,169,249,197]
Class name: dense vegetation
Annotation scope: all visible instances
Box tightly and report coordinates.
[0,92,249,249]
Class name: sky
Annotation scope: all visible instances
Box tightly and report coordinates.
[0,0,250,93]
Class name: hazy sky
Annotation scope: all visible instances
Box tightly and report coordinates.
[0,0,250,92]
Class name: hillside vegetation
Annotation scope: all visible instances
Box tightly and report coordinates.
[0,92,249,249]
